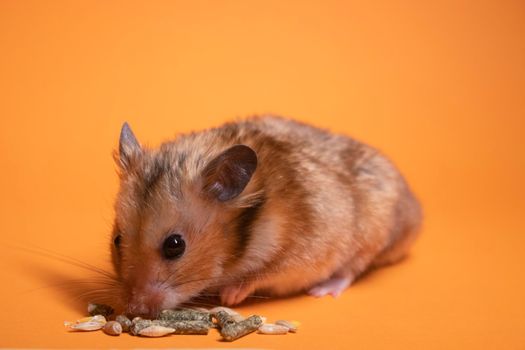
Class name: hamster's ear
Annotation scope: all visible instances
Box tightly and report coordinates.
[202,145,257,202]
[118,122,141,169]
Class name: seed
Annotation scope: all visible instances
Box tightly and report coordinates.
[257,323,289,335]
[219,315,264,342]
[66,321,104,331]
[115,314,132,332]
[87,303,114,317]
[77,315,107,324]
[159,309,212,322]
[66,303,294,341]
[64,314,107,331]
[275,320,300,333]
[103,321,122,336]
[138,325,175,337]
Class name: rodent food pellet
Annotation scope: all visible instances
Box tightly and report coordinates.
[216,312,264,341]
[64,303,299,341]
[87,303,114,317]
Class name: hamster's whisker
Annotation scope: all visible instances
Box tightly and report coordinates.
[156,254,201,288]
[18,280,116,296]
[195,292,270,300]
[74,288,120,302]
[181,300,222,308]
[14,244,118,280]
[165,269,283,292]
[25,244,116,278]
[164,258,286,289]
[242,295,271,299]
[158,259,218,290]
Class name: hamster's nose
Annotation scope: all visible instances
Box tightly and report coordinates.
[127,285,165,318]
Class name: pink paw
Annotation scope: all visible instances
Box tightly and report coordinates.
[220,283,254,306]
[308,276,352,298]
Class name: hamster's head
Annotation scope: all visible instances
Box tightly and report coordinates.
[110,123,257,317]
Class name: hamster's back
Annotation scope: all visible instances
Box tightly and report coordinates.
[204,116,422,296]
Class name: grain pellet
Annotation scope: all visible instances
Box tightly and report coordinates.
[87,303,114,317]
[115,314,132,332]
[130,319,154,335]
[210,306,241,317]
[103,321,122,336]
[219,315,263,342]
[210,307,245,322]
[257,323,289,335]
[255,315,267,324]
[275,319,300,333]
[130,319,211,336]
[138,325,175,337]
[159,309,212,322]
[214,310,237,328]
[157,320,211,335]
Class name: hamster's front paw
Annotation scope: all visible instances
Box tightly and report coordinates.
[307,275,353,298]
[220,283,255,306]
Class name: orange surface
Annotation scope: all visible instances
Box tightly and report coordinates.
[1,0,524,349]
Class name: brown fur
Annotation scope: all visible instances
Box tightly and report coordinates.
[110,116,422,316]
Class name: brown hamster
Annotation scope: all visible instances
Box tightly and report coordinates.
[110,116,422,317]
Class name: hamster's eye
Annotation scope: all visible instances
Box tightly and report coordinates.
[114,235,121,249]
[162,234,186,260]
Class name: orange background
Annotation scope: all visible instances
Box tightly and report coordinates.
[1,0,524,348]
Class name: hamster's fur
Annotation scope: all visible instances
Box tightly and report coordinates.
[111,116,422,317]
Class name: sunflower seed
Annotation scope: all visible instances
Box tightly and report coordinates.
[275,319,300,333]
[257,323,289,335]
[76,315,106,324]
[66,321,104,331]
[138,325,175,337]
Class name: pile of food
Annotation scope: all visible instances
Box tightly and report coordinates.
[64,303,299,342]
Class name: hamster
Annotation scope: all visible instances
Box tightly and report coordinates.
[110,116,422,317]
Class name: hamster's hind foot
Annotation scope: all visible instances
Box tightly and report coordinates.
[307,275,353,298]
